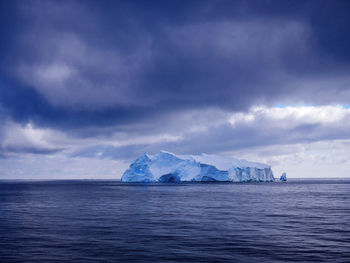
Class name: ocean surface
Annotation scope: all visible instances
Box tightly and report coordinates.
[0,179,349,263]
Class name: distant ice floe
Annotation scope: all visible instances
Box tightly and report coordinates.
[280,172,287,181]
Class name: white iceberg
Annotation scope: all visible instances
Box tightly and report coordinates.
[280,172,287,181]
[121,151,275,183]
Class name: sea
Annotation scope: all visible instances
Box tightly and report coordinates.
[0,179,349,262]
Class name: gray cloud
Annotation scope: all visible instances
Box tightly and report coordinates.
[1,0,350,178]
[70,105,350,161]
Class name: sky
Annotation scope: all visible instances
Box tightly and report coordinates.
[0,0,350,179]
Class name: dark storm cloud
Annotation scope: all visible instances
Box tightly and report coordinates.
[0,0,350,157]
[0,78,160,133]
[1,145,63,155]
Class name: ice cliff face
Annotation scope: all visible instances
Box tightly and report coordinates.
[121,151,275,183]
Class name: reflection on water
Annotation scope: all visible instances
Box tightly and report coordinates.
[0,179,350,262]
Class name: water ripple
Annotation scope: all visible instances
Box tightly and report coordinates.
[0,179,350,262]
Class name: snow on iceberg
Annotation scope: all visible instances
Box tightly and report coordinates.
[121,151,275,183]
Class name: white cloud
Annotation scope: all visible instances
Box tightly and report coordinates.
[33,63,74,86]
[229,105,350,127]
[2,121,64,152]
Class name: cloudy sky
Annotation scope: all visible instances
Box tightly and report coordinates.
[0,0,350,179]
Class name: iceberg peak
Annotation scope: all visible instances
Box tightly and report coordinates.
[121,151,275,183]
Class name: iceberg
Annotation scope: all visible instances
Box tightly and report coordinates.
[121,151,275,183]
[280,172,287,181]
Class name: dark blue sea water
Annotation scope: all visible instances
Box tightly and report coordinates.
[0,179,349,262]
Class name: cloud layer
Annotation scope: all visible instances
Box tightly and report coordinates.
[0,0,350,178]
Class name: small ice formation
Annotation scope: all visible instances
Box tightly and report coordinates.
[280,172,287,181]
[121,151,275,183]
